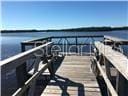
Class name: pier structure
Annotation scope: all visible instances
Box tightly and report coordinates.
[1,35,128,96]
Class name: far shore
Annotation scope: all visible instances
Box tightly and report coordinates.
[1,26,128,33]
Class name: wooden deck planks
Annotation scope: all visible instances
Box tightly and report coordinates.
[41,56,101,96]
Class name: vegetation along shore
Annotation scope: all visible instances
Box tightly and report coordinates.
[1,26,128,33]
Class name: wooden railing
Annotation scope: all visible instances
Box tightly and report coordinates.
[21,35,103,45]
[1,42,54,96]
[92,41,128,96]
[104,35,128,45]
[21,35,104,55]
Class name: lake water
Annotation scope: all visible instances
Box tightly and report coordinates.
[1,30,128,60]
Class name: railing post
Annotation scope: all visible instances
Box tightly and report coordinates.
[105,60,112,96]
[92,48,100,77]
[47,45,54,77]
[116,71,128,96]
[28,56,41,96]
[49,37,52,42]
[75,37,78,53]
[48,59,54,77]
[16,43,28,95]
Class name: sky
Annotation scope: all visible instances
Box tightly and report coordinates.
[1,1,128,30]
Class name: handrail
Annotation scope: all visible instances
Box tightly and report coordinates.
[94,41,128,96]
[104,35,128,45]
[12,62,50,96]
[104,35,128,42]
[21,35,104,43]
[92,57,118,96]
[0,42,52,74]
[22,37,52,43]
[95,41,128,80]
[52,35,103,38]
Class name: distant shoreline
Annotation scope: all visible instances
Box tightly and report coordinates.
[1,26,128,33]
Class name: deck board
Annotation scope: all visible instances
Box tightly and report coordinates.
[41,56,101,96]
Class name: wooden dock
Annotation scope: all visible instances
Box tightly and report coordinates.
[1,35,128,96]
[41,55,101,96]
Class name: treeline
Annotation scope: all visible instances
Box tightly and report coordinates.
[1,26,128,33]
[1,29,39,33]
[58,26,128,32]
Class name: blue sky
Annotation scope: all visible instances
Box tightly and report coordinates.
[1,1,128,30]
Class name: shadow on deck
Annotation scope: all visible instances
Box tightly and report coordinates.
[48,74,85,96]
[34,56,65,95]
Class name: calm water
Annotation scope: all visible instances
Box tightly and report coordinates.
[1,30,128,60]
